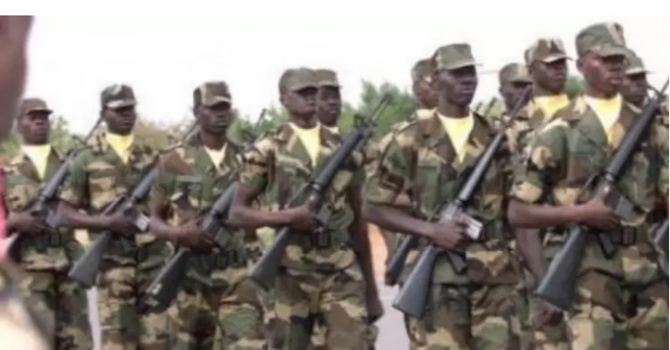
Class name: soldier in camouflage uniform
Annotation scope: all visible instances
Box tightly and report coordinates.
[496,63,532,128]
[3,98,92,349]
[149,81,266,349]
[55,84,170,349]
[619,48,667,127]
[365,43,520,350]
[229,67,379,350]
[508,23,669,349]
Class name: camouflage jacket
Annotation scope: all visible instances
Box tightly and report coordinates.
[239,123,364,272]
[365,110,517,285]
[150,137,249,288]
[511,95,669,274]
[3,148,81,271]
[58,129,160,263]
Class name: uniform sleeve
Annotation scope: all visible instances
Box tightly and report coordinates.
[364,131,415,205]
[58,152,89,208]
[239,136,274,193]
[656,125,669,195]
[510,123,567,204]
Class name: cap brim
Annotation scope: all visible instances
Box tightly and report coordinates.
[202,96,232,107]
[290,83,318,91]
[444,60,480,70]
[510,77,533,83]
[594,45,628,57]
[541,54,569,63]
[25,107,52,114]
[106,100,136,109]
[318,81,340,88]
[625,67,651,76]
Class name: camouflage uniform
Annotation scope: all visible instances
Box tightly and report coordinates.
[511,23,669,350]
[506,40,573,350]
[151,82,266,350]
[3,98,92,349]
[58,85,170,349]
[366,44,520,350]
[240,68,370,350]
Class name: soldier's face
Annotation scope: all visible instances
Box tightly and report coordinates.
[104,105,137,135]
[579,53,625,96]
[500,81,532,110]
[531,59,567,94]
[282,87,317,117]
[413,79,438,109]
[316,86,341,126]
[435,66,478,107]
[620,73,648,105]
[18,111,50,145]
[197,102,233,136]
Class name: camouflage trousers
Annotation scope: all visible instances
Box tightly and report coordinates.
[167,277,266,350]
[405,283,519,350]
[269,264,370,350]
[518,269,569,350]
[310,311,379,349]
[96,236,171,350]
[564,242,668,350]
[19,268,92,349]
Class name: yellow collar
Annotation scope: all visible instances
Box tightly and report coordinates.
[437,113,475,163]
[106,132,134,164]
[204,143,227,169]
[22,144,52,179]
[289,123,321,165]
[534,94,570,119]
[584,94,623,143]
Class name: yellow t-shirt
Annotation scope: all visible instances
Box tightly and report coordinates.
[438,113,475,163]
[322,125,340,135]
[290,123,321,165]
[584,94,623,143]
[106,132,134,164]
[204,144,227,169]
[534,94,570,120]
[22,144,51,180]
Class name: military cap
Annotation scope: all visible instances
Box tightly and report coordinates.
[194,81,232,107]
[499,63,532,84]
[279,68,319,93]
[411,58,433,82]
[576,22,627,58]
[432,44,479,71]
[19,98,52,116]
[525,38,569,65]
[315,69,340,88]
[100,84,136,109]
[622,48,650,76]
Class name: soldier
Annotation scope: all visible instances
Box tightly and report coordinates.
[497,63,533,127]
[54,84,170,349]
[508,22,668,349]
[149,82,266,349]
[4,98,93,349]
[0,16,53,349]
[229,67,379,349]
[619,48,667,127]
[364,43,519,349]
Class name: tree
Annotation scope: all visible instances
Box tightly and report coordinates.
[566,75,584,98]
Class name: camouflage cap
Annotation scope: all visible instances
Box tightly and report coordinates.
[432,44,478,71]
[19,98,52,116]
[279,68,318,92]
[194,81,232,107]
[525,38,569,65]
[100,84,136,109]
[315,69,340,88]
[411,58,433,82]
[623,48,650,76]
[576,22,627,58]
[499,63,532,84]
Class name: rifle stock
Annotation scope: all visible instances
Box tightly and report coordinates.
[534,79,669,310]
[392,246,439,317]
[140,248,190,313]
[249,226,292,290]
[384,236,416,286]
[67,232,112,288]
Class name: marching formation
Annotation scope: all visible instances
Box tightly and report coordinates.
[1,18,668,350]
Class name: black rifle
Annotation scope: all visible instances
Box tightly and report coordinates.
[249,94,392,291]
[653,219,668,260]
[66,123,198,288]
[535,79,669,311]
[242,109,267,144]
[6,118,103,258]
[392,87,531,318]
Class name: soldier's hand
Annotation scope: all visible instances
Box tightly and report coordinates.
[285,205,317,232]
[366,294,384,323]
[9,211,45,236]
[105,211,139,238]
[577,197,618,231]
[427,219,470,252]
[538,302,563,326]
[178,221,215,253]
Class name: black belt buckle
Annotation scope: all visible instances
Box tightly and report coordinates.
[46,232,62,246]
[314,231,330,249]
[620,228,637,246]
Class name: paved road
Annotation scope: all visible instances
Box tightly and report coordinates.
[87,283,408,349]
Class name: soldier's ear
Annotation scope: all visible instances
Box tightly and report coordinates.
[576,56,586,75]
[279,93,288,108]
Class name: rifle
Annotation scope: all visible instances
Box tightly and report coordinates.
[392,87,531,318]
[65,123,198,288]
[242,109,267,144]
[653,219,668,259]
[5,118,103,257]
[535,79,669,311]
[249,94,392,291]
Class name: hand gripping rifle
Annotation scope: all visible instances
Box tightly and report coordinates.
[249,94,392,291]
[5,118,103,257]
[392,87,531,318]
[141,109,268,312]
[66,123,198,288]
[535,79,669,311]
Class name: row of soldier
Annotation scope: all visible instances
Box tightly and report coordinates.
[2,20,668,350]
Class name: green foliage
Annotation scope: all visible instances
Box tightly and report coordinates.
[352,81,417,139]
[566,75,585,98]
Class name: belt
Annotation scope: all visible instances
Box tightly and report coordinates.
[475,221,509,242]
[610,226,646,247]
[195,250,247,270]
